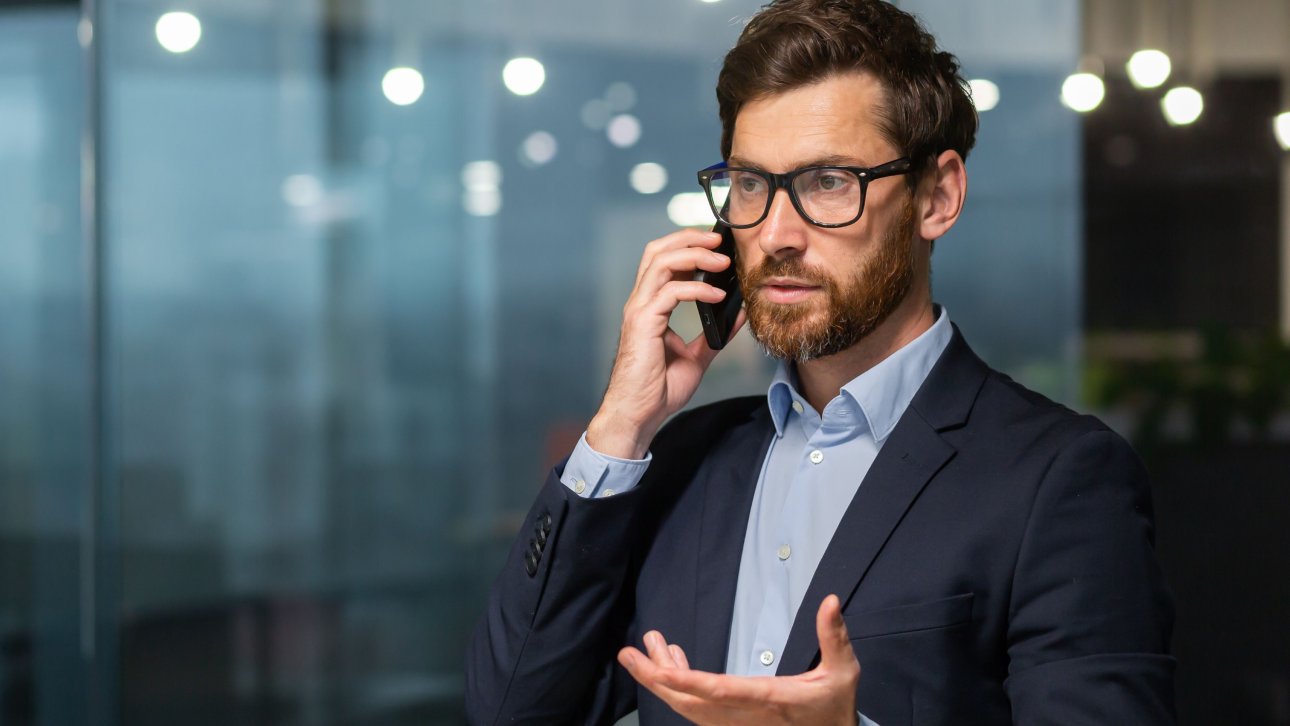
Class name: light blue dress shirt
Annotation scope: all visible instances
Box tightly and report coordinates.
[561,307,953,723]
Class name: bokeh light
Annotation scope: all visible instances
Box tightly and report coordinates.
[155,12,201,54]
[382,67,425,106]
[1061,72,1105,113]
[629,163,668,194]
[1161,86,1203,126]
[1127,49,1172,90]
[503,57,546,96]
[606,114,641,148]
[968,79,999,112]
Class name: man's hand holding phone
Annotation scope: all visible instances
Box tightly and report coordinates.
[586,228,745,460]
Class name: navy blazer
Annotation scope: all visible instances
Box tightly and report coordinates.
[467,327,1176,724]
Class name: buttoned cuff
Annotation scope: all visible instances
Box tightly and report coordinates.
[560,432,651,499]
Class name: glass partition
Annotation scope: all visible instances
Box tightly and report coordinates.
[3,0,1082,723]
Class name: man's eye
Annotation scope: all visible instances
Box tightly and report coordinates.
[814,172,850,191]
[736,176,765,193]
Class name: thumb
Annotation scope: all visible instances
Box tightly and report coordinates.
[816,594,857,671]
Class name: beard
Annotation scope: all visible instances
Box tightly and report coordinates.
[739,200,917,361]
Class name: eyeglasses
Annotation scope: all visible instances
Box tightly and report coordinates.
[696,157,912,229]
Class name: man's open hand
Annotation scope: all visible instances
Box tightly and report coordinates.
[618,594,860,725]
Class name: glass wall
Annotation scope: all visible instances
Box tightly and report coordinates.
[0,4,94,725]
[3,0,1085,723]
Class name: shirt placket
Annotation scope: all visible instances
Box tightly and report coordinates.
[748,410,822,673]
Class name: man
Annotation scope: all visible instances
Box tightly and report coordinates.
[466,0,1175,723]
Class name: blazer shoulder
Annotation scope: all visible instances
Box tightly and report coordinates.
[976,367,1126,456]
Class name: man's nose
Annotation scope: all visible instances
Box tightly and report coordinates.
[757,187,809,258]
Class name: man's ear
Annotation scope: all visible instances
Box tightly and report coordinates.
[917,149,967,242]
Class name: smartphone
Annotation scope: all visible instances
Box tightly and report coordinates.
[694,221,743,350]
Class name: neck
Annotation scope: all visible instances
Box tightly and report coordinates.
[794,293,936,414]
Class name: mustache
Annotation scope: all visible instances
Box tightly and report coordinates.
[742,256,833,288]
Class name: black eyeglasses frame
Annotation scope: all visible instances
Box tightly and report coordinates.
[696,157,913,229]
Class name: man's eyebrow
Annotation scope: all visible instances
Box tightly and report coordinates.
[726,153,875,170]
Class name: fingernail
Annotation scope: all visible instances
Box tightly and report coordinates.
[621,651,636,668]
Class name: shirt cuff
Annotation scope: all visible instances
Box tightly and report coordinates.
[560,431,652,499]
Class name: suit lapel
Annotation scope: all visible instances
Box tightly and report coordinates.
[691,408,776,674]
[777,326,988,674]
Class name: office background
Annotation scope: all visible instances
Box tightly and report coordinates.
[1,0,1287,723]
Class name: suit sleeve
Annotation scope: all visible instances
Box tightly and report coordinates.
[1003,428,1176,724]
[464,460,644,725]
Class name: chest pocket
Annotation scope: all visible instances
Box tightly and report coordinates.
[844,592,974,640]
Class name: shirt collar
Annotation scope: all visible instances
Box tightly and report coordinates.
[766,305,953,442]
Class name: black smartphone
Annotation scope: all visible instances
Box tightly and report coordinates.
[694,221,743,350]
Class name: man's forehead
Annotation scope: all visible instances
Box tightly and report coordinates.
[728,72,895,169]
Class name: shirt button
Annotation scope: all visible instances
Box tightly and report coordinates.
[601,489,615,497]
[777,544,791,560]
[573,479,586,494]
[759,649,775,666]
[791,401,804,414]
[809,449,824,464]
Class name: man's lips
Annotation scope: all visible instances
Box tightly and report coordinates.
[758,278,821,303]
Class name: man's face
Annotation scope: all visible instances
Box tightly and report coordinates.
[729,72,922,361]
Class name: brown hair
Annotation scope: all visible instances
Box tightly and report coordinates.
[716,0,977,188]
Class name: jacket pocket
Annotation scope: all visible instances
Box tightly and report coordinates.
[844,592,975,640]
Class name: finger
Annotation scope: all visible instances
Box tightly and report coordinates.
[815,594,858,672]
[641,280,727,318]
[643,631,678,668]
[635,230,725,286]
[637,246,731,297]
[684,327,723,366]
[618,648,706,714]
[668,644,691,670]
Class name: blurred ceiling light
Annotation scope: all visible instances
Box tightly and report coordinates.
[1161,86,1203,126]
[282,174,323,207]
[382,67,425,106]
[463,188,501,217]
[629,163,668,194]
[605,82,637,112]
[461,160,502,191]
[607,114,642,148]
[503,57,546,96]
[967,79,999,112]
[1126,49,1171,90]
[78,17,93,48]
[155,11,201,54]
[521,131,558,166]
[1275,112,1290,150]
[667,192,716,227]
[700,0,723,3]
[1060,72,1105,113]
